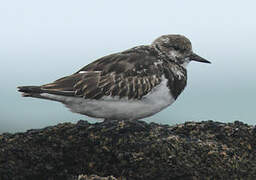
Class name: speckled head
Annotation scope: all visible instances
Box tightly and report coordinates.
[152,34,211,67]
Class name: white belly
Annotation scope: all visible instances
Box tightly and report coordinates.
[41,77,175,120]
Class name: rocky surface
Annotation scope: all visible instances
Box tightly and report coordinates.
[1,120,256,180]
[77,174,117,180]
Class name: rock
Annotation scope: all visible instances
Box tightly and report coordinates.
[77,174,117,180]
[0,120,256,180]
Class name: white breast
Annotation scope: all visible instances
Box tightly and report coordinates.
[41,76,176,120]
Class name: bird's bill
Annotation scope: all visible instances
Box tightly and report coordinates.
[190,53,211,64]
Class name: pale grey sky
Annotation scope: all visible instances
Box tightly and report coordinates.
[1,0,255,133]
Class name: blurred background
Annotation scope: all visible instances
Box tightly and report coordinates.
[1,0,255,133]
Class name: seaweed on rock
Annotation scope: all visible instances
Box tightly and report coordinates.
[0,120,256,180]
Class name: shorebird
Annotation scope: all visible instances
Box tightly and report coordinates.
[18,34,211,121]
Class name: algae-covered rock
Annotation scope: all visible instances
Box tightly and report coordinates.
[0,120,256,180]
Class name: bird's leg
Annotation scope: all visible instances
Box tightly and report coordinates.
[102,119,119,127]
[126,118,147,129]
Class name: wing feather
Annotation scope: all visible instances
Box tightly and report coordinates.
[38,46,183,100]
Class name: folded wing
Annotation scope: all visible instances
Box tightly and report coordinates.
[40,47,168,100]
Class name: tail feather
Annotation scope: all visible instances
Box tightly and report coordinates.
[18,73,85,98]
[17,86,43,97]
[17,85,75,97]
[18,86,43,93]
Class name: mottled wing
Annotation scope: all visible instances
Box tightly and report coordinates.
[40,46,167,99]
[75,68,163,100]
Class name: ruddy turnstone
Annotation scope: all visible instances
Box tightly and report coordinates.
[18,34,211,121]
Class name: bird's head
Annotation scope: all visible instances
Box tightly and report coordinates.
[152,34,211,67]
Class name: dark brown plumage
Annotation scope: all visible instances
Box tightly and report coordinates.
[36,45,186,100]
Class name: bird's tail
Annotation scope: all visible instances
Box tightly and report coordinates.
[17,83,75,103]
[17,85,67,102]
[17,86,43,97]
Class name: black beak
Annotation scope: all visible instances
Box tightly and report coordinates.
[190,53,211,64]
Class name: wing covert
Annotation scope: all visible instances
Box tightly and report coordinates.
[40,46,181,100]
